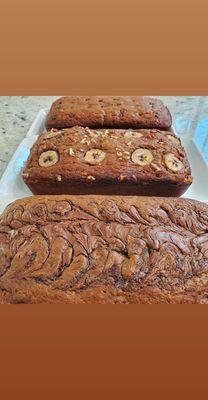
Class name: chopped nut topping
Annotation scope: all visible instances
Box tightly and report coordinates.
[87,175,96,181]
[152,163,161,171]
[85,127,92,135]
[81,138,88,144]
[68,147,75,156]
[44,129,64,139]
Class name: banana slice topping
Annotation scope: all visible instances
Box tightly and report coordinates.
[39,150,59,167]
[164,153,183,172]
[124,131,143,140]
[166,134,180,145]
[131,148,154,166]
[84,149,106,165]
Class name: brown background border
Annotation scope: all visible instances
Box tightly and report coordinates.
[0,0,208,94]
[1,1,208,398]
[1,306,208,399]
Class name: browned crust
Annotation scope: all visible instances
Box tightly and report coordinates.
[23,127,192,197]
[0,195,208,304]
[45,96,172,130]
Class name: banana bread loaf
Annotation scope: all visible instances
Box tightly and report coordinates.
[22,126,192,197]
[45,96,172,130]
[0,195,208,304]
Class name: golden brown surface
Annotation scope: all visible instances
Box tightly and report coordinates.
[46,96,172,130]
[23,127,192,196]
[0,195,208,304]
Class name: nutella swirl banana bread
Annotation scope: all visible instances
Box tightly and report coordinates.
[46,96,172,130]
[0,195,208,304]
[22,126,192,197]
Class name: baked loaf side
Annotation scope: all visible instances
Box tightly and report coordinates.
[0,195,208,304]
[45,96,172,130]
[22,127,192,196]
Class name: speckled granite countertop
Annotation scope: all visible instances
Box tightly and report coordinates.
[0,96,208,177]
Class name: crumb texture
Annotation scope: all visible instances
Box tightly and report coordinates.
[0,195,208,304]
[46,96,172,130]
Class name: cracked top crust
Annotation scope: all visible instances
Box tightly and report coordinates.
[45,96,172,130]
[0,195,208,304]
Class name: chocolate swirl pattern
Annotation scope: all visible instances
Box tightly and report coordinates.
[0,195,208,303]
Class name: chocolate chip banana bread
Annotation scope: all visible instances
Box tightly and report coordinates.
[22,126,192,197]
[45,96,172,130]
[1,195,208,304]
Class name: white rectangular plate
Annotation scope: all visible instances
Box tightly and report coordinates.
[0,111,207,214]
[26,109,47,137]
